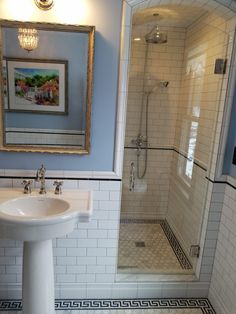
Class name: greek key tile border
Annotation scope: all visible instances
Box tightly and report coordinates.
[160,220,192,270]
[120,219,192,270]
[0,298,215,313]
[120,218,162,224]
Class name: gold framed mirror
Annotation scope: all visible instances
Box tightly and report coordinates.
[0,20,95,154]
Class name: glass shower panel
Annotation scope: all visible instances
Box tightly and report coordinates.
[118,12,230,277]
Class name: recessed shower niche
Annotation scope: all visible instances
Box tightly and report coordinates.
[118,5,230,279]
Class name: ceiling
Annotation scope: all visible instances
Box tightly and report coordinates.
[132,5,207,28]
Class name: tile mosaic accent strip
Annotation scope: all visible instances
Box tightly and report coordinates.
[120,219,192,270]
[206,176,236,190]
[0,300,21,310]
[120,218,162,224]
[0,176,121,181]
[124,147,207,172]
[0,298,216,313]
[160,220,192,270]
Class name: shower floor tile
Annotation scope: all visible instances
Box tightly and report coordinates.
[118,220,193,274]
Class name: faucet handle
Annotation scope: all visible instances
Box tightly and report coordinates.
[53,180,63,195]
[22,179,33,194]
[40,164,46,172]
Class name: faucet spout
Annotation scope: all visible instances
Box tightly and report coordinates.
[36,164,46,194]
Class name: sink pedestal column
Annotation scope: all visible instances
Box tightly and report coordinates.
[22,240,55,314]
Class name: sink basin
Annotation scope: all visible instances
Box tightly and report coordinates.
[0,188,93,314]
[0,196,70,218]
[0,189,92,241]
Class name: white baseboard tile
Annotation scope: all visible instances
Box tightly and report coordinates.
[111,283,138,299]
[137,283,163,298]
[0,285,21,299]
[86,283,113,299]
[56,283,87,299]
[0,282,210,300]
[0,287,8,299]
[57,282,209,299]
[186,282,210,298]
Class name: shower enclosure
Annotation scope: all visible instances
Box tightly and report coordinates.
[118,6,229,277]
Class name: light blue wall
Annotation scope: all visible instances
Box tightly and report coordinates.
[0,0,122,171]
[223,83,236,177]
[4,28,88,131]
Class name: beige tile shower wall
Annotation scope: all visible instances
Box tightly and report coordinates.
[209,183,236,314]
[174,14,228,166]
[167,13,228,266]
[121,26,186,220]
[167,152,208,267]
[125,25,186,148]
[121,149,173,220]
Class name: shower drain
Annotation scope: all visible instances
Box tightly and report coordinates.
[135,241,146,247]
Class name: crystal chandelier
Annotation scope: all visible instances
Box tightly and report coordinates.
[18,28,39,52]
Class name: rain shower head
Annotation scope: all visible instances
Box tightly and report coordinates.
[145,25,167,44]
[144,81,169,94]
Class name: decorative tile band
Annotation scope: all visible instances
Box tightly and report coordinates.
[160,220,192,270]
[120,218,162,224]
[124,146,207,172]
[0,176,121,182]
[0,298,216,313]
[206,176,236,190]
[120,219,192,270]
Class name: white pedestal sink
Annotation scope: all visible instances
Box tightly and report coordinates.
[0,189,93,314]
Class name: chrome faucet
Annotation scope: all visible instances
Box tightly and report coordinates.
[35,164,46,194]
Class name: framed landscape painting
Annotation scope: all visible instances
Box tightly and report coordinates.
[7,58,68,114]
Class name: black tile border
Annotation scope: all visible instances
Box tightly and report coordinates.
[0,176,121,182]
[206,176,236,190]
[0,298,216,313]
[120,218,162,224]
[160,220,192,270]
[124,146,207,172]
[120,219,192,270]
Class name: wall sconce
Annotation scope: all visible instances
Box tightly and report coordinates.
[18,28,39,52]
[34,0,54,10]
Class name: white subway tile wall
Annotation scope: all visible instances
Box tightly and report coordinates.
[174,14,229,167]
[0,177,214,299]
[121,24,186,220]
[167,154,208,268]
[0,179,121,298]
[209,183,236,314]
[165,13,234,271]
[121,149,173,219]
[5,128,85,147]
[0,0,236,305]
[125,25,185,148]
[121,9,233,274]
